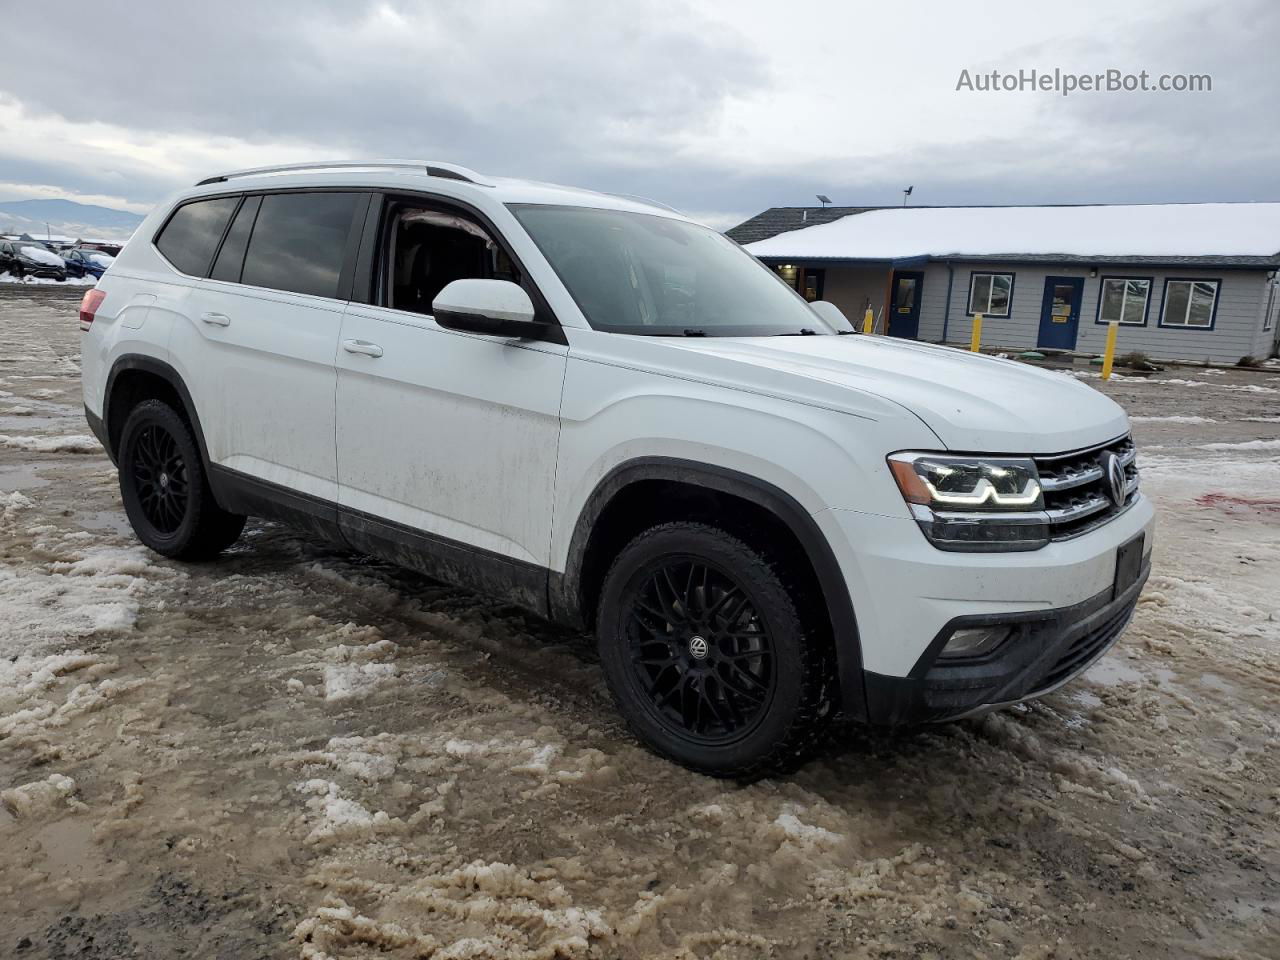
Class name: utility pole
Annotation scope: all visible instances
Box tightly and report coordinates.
[902,186,913,207]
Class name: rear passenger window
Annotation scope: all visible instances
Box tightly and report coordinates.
[210,195,260,283]
[155,196,239,276]
[240,192,361,299]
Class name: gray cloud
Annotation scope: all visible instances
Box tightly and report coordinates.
[1,0,1277,226]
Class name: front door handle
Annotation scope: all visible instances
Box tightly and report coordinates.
[342,339,384,358]
[200,312,231,327]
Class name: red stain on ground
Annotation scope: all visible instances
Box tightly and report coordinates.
[1195,493,1280,514]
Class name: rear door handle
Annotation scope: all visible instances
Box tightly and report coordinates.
[200,312,231,327]
[342,339,384,358]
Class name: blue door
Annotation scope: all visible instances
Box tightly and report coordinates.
[1038,277,1084,349]
[888,270,923,339]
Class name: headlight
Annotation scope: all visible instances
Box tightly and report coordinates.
[888,453,1049,552]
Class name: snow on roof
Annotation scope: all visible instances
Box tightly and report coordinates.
[744,203,1280,264]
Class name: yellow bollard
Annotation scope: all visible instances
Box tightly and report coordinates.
[1101,320,1119,379]
[862,308,874,335]
[970,313,983,352]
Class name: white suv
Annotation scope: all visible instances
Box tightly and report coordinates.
[81,160,1153,777]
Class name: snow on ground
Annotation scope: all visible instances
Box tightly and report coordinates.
[0,290,1277,958]
[0,272,96,286]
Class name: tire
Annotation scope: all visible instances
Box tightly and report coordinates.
[117,399,245,560]
[596,522,834,779]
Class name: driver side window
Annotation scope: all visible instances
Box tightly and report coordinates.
[381,201,519,316]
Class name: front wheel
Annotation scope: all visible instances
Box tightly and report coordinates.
[118,399,245,560]
[596,522,834,778]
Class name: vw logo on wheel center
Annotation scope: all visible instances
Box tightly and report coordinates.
[688,635,709,660]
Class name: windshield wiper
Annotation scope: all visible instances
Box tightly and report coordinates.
[778,328,820,336]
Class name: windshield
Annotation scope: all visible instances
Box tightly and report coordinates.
[510,205,834,336]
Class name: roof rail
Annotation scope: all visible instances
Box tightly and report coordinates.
[194,159,492,188]
[608,192,683,215]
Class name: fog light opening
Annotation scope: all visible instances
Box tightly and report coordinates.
[940,625,1013,659]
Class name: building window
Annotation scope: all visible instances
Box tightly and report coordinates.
[967,272,1014,317]
[1264,279,1277,333]
[1097,277,1151,326]
[1159,278,1221,330]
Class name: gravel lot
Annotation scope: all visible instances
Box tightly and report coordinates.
[1,288,1277,959]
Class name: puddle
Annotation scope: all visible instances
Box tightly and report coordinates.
[0,462,52,490]
[1085,655,1145,687]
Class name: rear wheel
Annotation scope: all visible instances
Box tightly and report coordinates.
[597,522,833,778]
[118,399,245,559]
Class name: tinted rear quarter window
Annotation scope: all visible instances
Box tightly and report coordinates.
[241,192,360,299]
[155,196,239,276]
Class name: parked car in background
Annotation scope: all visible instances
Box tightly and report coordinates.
[79,240,125,257]
[62,247,115,279]
[0,239,67,280]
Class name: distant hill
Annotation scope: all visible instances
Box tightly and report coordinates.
[0,198,147,243]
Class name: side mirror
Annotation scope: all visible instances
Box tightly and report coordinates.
[432,278,546,338]
[809,300,856,333]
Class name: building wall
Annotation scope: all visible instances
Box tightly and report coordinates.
[821,266,888,330]
[914,261,1271,364]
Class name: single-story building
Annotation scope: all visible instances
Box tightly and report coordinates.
[731,203,1280,363]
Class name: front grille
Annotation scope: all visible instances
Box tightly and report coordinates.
[1035,435,1138,540]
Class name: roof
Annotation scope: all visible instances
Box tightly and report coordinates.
[725,206,883,244]
[183,159,691,222]
[744,203,1280,268]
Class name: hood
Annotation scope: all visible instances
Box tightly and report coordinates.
[660,334,1128,454]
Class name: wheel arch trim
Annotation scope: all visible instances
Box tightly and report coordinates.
[551,456,868,720]
[103,354,213,474]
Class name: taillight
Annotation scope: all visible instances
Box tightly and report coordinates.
[79,288,106,331]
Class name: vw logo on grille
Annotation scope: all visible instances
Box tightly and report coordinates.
[688,635,709,660]
[1103,452,1127,506]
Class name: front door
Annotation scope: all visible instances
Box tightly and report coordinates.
[335,195,567,581]
[1038,277,1084,350]
[888,270,923,338]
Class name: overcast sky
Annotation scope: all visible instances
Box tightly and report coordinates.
[1,0,1276,229]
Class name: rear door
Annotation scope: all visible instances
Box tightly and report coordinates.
[174,190,368,506]
[334,195,566,599]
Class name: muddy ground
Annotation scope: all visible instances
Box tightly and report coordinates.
[1,287,1277,959]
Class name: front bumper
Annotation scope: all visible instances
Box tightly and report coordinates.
[862,557,1149,725]
[817,492,1155,724]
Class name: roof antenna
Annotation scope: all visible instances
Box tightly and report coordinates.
[816,194,832,208]
[902,185,914,207]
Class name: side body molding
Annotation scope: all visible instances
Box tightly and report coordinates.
[550,457,868,720]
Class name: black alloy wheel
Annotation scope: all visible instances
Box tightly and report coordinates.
[130,423,190,534]
[597,522,834,778]
[118,399,245,559]
[625,557,775,743]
